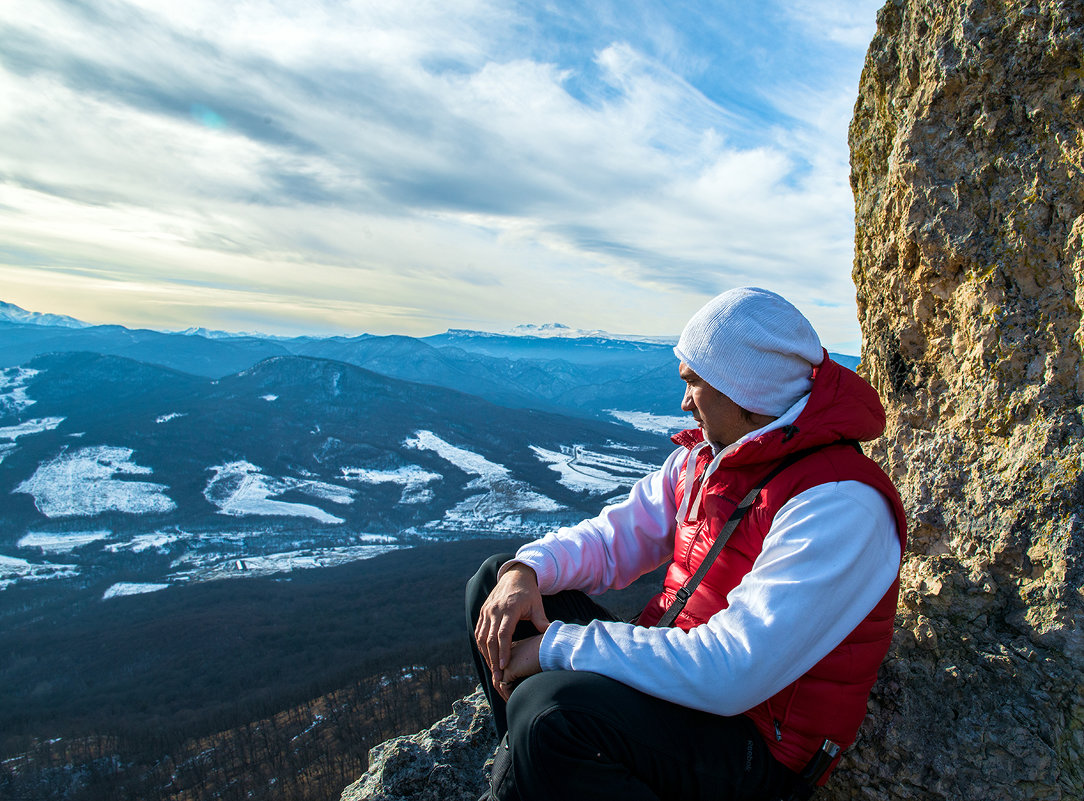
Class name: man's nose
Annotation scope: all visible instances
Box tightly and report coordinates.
[681,387,694,411]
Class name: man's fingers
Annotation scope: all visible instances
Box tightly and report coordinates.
[475,616,492,665]
[495,616,516,670]
[531,606,551,634]
[484,624,500,674]
[475,566,545,683]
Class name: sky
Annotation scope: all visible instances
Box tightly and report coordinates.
[0,0,883,350]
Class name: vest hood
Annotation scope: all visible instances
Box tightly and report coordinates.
[672,351,885,469]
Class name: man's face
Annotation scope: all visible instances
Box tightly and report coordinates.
[679,362,756,447]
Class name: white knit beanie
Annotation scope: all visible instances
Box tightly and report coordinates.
[674,287,824,417]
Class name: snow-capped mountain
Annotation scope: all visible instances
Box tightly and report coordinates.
[0,300,90,328]
[499,322,678,345]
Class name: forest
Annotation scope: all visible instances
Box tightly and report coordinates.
[0,538,664,800]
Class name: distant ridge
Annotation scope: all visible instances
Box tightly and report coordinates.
[498,323,679,345]
[0,301,859,373]
[0,300,89,329]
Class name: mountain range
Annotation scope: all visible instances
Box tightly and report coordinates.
[0,301,858,420]
[0,300,860,801]
[1,349,675,597]
[0,302,859,598]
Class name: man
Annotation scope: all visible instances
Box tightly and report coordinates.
[467,287,906,801]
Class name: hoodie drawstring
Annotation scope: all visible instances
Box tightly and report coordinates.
[676,441,720,524]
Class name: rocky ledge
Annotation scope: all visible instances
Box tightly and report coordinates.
[340,690,495,801]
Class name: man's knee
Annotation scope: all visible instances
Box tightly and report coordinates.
[503,672,635,800]
[505,671,617,751]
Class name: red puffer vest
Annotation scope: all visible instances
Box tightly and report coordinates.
[636,353,907,780]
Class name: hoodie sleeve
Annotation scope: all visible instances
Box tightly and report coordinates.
[504,446,686,595]
[537,480,901,716]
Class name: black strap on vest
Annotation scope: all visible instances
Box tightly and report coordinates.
[654,440,859,628]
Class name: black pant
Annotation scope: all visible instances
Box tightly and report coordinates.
[466,554,797,801]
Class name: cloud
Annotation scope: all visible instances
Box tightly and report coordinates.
[0,0,881,349]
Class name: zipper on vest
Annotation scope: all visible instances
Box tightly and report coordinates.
[773,719,783,742]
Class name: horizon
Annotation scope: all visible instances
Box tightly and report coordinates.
[0,299,865,358]
[0,1,883,352]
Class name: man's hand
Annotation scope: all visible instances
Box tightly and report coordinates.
[475,562,550,691]
[495,635,542,701]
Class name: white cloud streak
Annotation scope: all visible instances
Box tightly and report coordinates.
[0,0,881,349]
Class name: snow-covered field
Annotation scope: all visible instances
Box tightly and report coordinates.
[18,530,112,553]
[0,370,62,465]
[167,542,401,583]
[0,553,79,589]
[14,445,177,518]
[608,410,691,435]
[0,518,407,591]
[0,417,65,465]
[203,461,355,524]
[340,465,441,504]
[102,581,170,599]
[0,417,65,441]
[405,430,510,480]
[530,445,656,494]
[2,416,668,594]
[0,367,40,416]
[406,430,562,531]
[105,530,182,553]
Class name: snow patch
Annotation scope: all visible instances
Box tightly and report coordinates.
[0,553,78,590]
[0,367,40,416]
[14,446,177,518]
[169,543,401,583]
[607,410,692,435]
[0,554,33,572]
[203,461,354,524]
[340,465,441,504]
[19,530,112,552]
[103,582,169,599]
[105,530,181,553]
[296,480,355,505]
[0,417,65,441]
[531,445,657,494]
[405,431,562,529]
[404,430,510,480]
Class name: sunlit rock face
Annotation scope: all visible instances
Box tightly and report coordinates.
[845,0,1084,798]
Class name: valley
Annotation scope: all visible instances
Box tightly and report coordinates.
[0,308,690,800]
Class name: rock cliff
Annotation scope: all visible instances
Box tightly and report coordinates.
[846,0,1083,798]
[343,1,1083,798]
